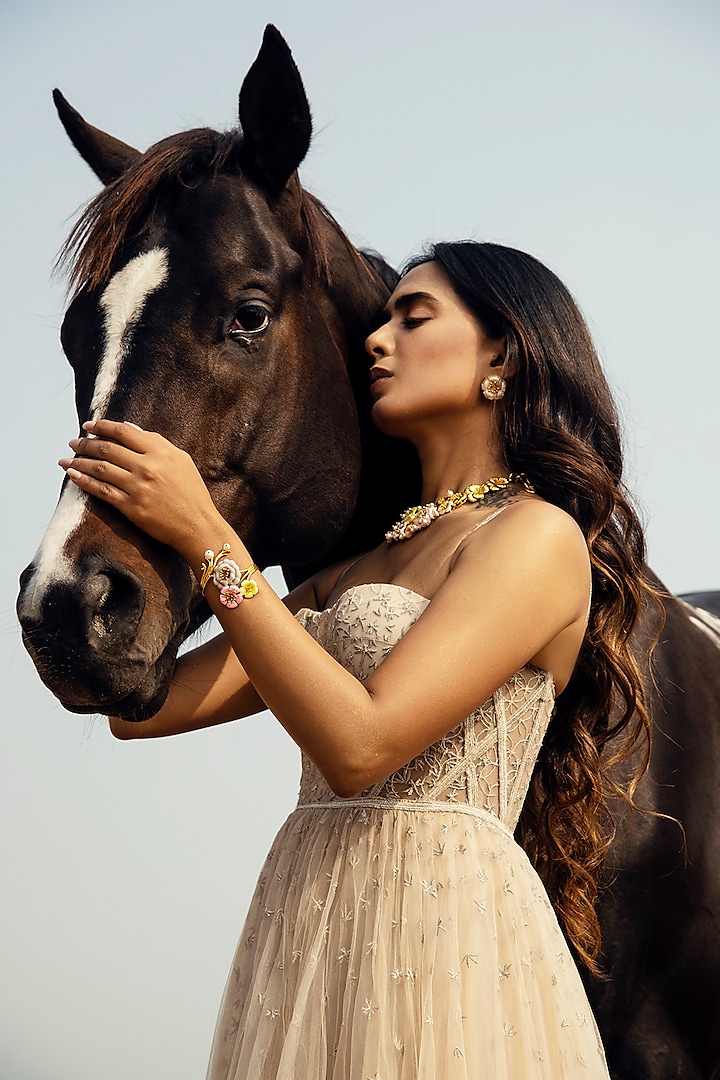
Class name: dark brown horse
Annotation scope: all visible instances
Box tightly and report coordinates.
[16,26,418,722]
[589,590,720,1078]
[16,25,719,1080]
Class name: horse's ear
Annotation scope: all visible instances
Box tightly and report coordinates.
[238,25,312,195]
[53,89,140,185]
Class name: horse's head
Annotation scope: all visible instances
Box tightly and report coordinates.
[17,26,418,721]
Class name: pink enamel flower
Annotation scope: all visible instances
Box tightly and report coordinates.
[219,584,243,608]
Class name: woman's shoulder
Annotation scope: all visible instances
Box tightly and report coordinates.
[453,497,589,577]
[513,496,585,533]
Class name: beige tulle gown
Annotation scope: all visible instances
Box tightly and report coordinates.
[206,583,609,1079]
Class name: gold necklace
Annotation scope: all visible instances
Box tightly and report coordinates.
[385,473,534,543]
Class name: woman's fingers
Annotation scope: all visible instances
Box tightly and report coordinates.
[57,418,220,553]
[66,418,166,475]
[82,417,151,451]
[59,450,137,512]
[59,453,131,490]
[67,435,138,472]
[62,464,130,507]
[59,421,152,501]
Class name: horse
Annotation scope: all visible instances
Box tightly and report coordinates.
[16,25,720,1080]
[589,590,720,1078]
[16,25,419,723]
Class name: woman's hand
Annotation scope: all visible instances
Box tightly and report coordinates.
[58,419,225,556]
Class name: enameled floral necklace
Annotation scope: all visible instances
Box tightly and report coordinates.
[385,473,535,542]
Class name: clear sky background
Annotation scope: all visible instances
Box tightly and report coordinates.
[1,2,718,1078]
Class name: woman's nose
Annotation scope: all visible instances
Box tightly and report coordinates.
[365,323,392,358]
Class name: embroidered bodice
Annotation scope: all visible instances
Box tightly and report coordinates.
[295,583,555,829]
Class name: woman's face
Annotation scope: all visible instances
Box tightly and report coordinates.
[365,261,503,439]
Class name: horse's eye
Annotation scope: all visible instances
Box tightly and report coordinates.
[229,303,271,337]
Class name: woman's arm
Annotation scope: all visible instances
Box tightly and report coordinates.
[192,507,588,796]
[62,422,590,790]
[107,630,264,740]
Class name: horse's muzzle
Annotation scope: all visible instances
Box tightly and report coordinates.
[16,553,186,716]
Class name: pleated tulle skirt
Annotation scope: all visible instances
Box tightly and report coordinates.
[206,802,609,1079]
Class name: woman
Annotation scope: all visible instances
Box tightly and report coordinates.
[59,242,656,1078]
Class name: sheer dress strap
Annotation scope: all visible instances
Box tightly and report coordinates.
[447,505,511,571]
[328,505,512,606]
[461,505,511,538]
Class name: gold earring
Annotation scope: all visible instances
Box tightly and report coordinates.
[481,375,506,401]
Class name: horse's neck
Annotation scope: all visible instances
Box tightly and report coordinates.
[309,205,389,332]
[282,209,421,589]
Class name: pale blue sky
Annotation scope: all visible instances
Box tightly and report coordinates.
[1,2,718,1078]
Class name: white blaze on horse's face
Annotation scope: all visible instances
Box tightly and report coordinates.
[91,247,169,417]
[24,248,169,614]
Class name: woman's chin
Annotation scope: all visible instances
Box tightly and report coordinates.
[370,400,410,440]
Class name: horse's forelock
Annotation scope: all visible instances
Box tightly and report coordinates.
[58,127,247,296]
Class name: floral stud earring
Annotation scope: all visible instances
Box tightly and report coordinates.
[481,375,506,401]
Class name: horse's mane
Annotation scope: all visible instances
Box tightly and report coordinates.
[58,126,384,297]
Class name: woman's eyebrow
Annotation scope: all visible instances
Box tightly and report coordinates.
[372,290,440,330]
[386,290,440,317]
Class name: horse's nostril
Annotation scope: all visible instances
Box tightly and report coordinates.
[86,566,145,641]
[85,569,111,610]
[17,557,146,652]
[89,569,142,638]
[16,564,42,631]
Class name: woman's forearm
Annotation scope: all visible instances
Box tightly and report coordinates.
[179,525,382,794]
[108,626,267,739]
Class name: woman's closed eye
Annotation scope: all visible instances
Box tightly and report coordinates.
[402,316,430,329]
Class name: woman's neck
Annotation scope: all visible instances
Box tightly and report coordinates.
[413,419,508,504]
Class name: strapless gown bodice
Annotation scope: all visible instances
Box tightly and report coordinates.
[295,582,555,832]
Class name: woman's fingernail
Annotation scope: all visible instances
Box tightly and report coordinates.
[67,467,82,480]
[68,438,79,450]
[82,420,95,431]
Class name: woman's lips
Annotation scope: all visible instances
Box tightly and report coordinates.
[369,366,392,393]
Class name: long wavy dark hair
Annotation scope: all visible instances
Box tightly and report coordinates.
[408,241,663,975]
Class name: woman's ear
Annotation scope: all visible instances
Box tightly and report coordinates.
[490,349,518,379]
